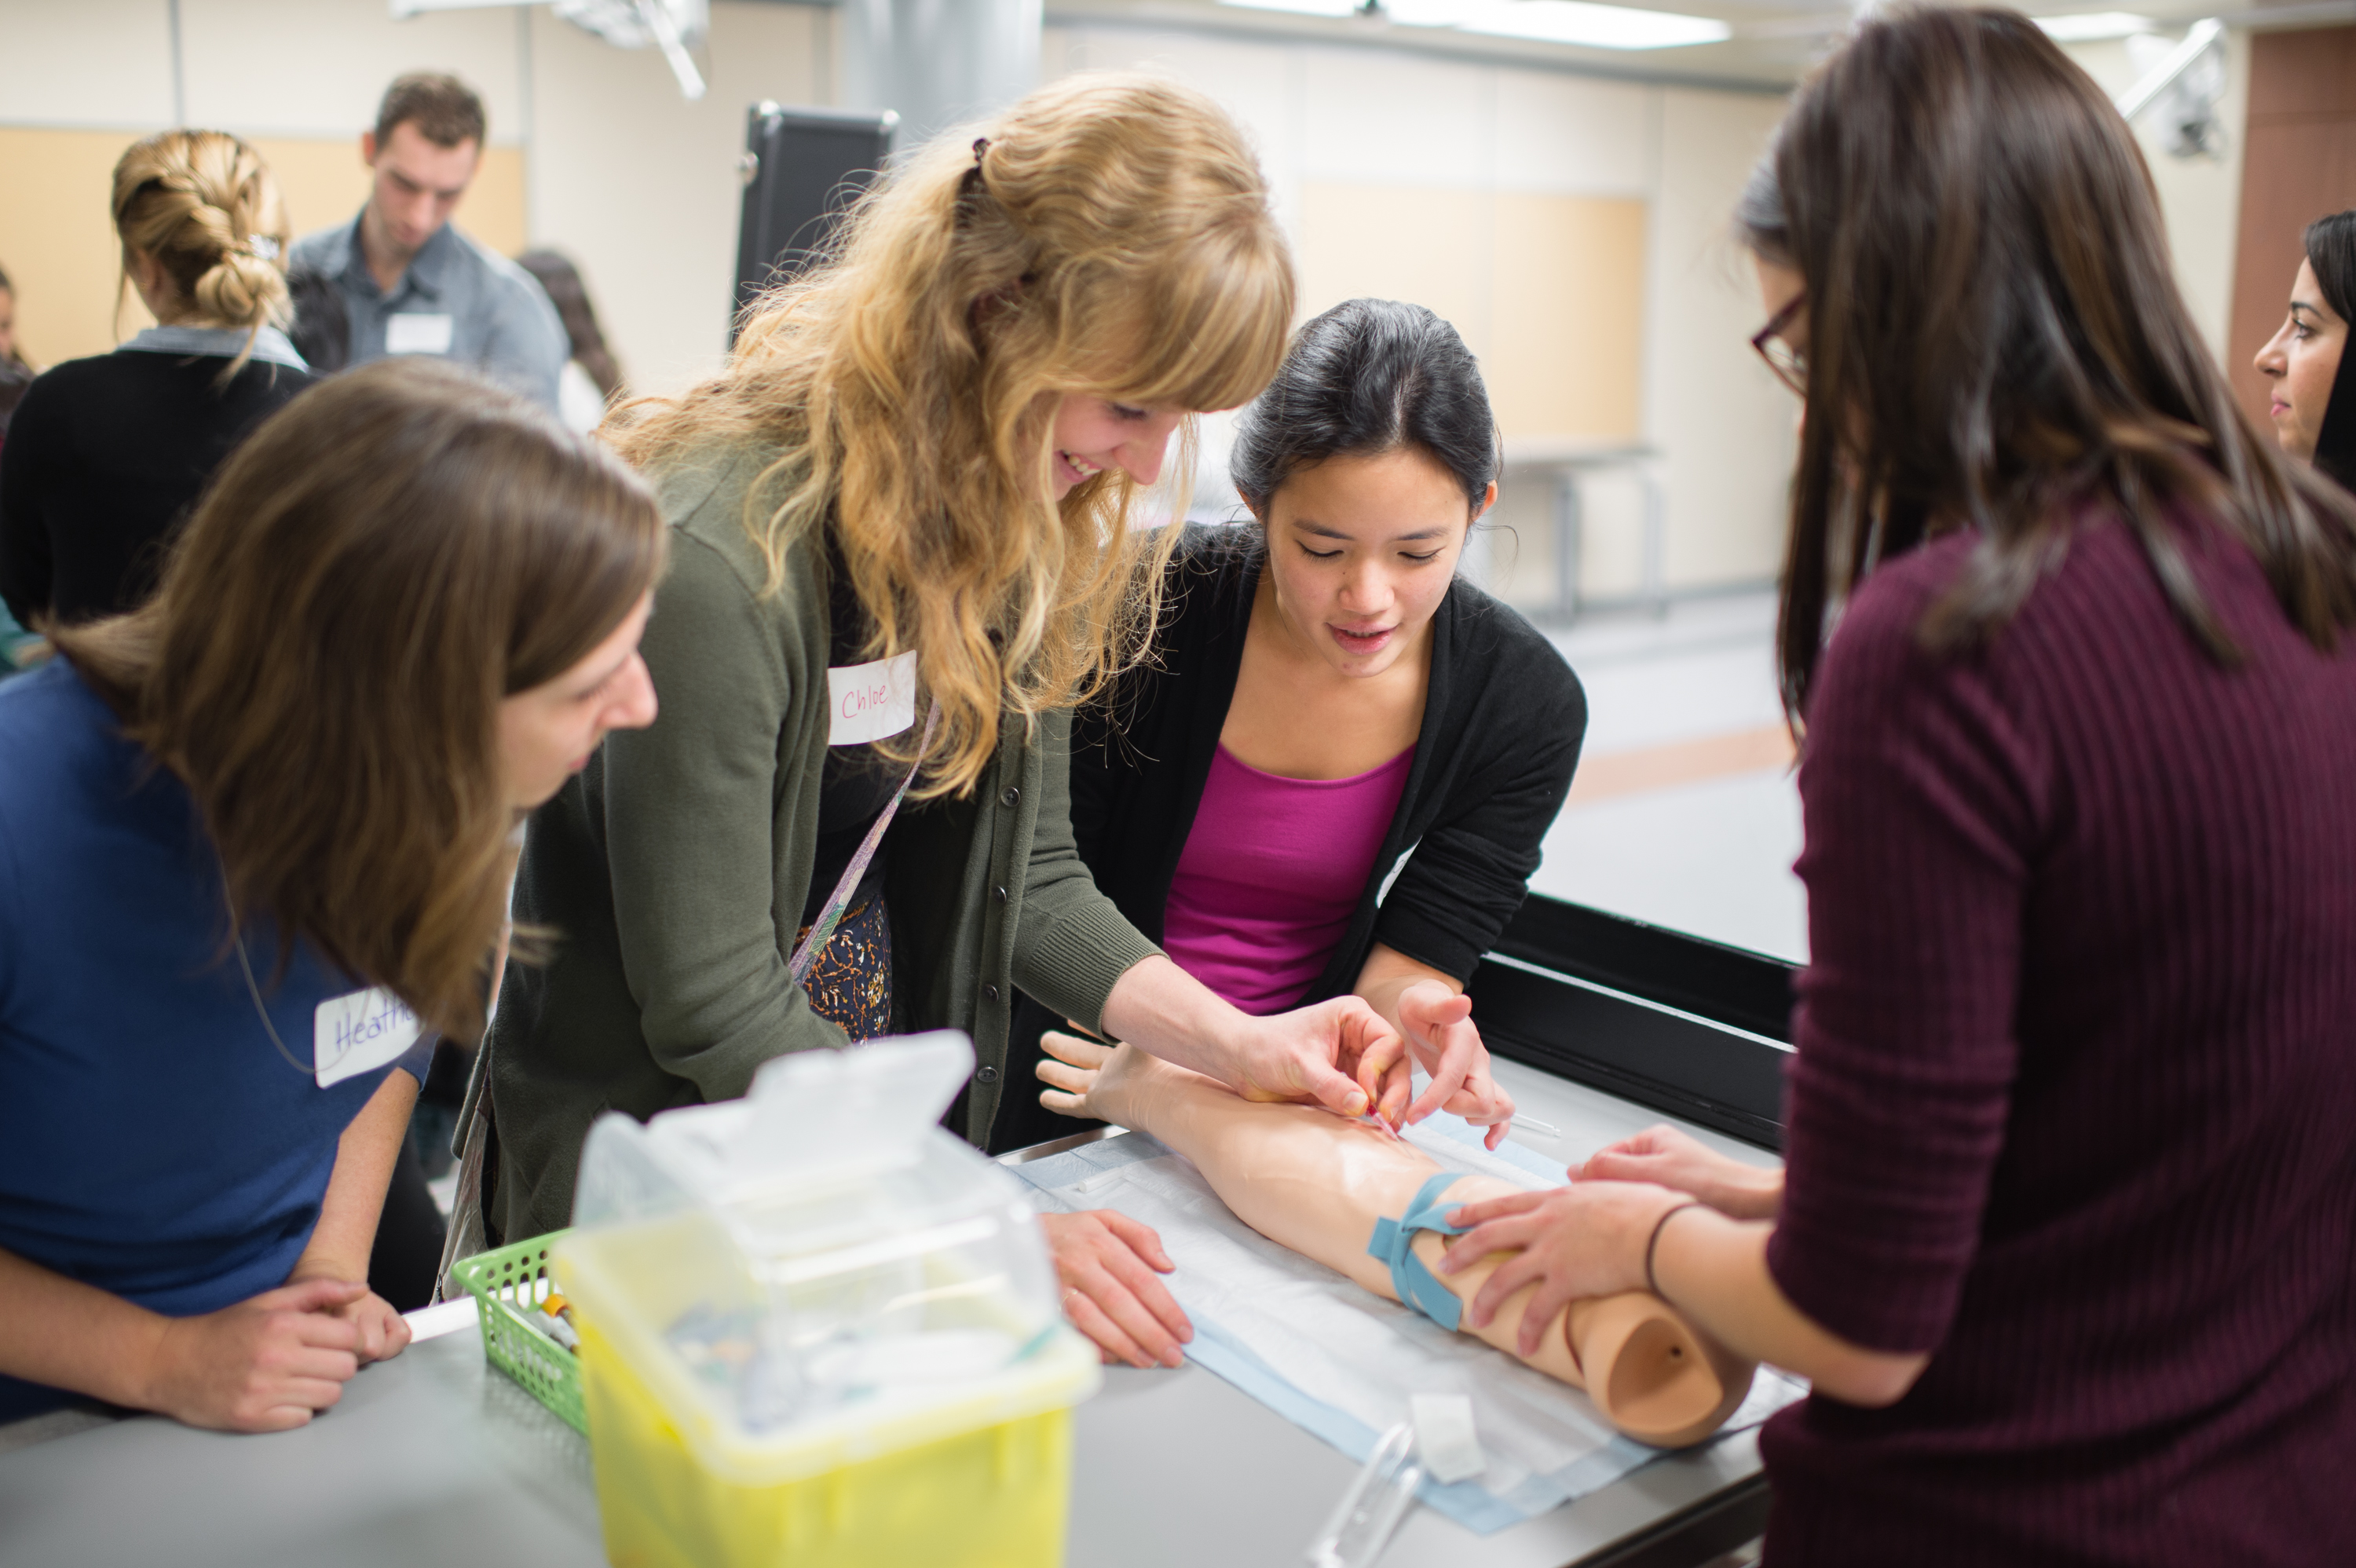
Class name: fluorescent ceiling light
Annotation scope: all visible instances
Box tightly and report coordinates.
[2036,11,2157,41]
[1223,0,1730,49]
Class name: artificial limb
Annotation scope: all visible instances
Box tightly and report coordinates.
[1037,1035,1756,1447]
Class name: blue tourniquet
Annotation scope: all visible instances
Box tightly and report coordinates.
[1366,1171,1473,1331]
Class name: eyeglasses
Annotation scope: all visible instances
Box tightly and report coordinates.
[1751,292,1808,396]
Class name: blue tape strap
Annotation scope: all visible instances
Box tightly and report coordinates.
[1366,1171,1472,1332]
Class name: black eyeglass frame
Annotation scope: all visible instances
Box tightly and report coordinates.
[1750,292,1808,396]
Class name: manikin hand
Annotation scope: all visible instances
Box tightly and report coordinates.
[141,1278,377,1433]
[1436,1182,1689,1358]
[1038,1208,1193,1370]
[1392,981,1515,1149]
[1575,1125,1782,1220]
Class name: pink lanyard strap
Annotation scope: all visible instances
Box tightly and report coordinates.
[786,701,940,986]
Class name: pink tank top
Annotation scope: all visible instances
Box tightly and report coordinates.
[1162,743,1414,1016]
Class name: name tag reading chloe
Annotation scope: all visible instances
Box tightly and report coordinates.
[313,987,423,1090]
[385,313,455,356]
[827,650,918,747]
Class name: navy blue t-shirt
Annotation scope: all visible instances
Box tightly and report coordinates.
[0,663,433,1420]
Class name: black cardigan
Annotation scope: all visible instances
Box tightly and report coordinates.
[0,350,314,625]
[993,527,1586,1152]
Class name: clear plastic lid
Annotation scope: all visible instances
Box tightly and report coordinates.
[569,1032,1063,1437]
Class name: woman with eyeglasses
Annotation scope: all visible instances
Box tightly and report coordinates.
[1429,11,2356,1563]
[2254,208,2356,492]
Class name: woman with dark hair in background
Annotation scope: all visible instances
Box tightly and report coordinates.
[516,249,621,433]
[0,358,664,1431]
[2255,207,2356,492]
[1435,10,2356,1565]
[1004,298,1582,1157]
[0,131,315,629]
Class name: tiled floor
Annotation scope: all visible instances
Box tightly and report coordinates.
[1528,591,1809,965]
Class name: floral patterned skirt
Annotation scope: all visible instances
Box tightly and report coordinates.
[795,894,894,1042]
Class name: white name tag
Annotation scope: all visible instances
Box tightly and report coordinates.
[385,313,454,355]
[313,987,423,1090]
[827,649,918,746]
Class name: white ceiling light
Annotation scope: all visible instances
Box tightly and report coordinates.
[1223,0,1731,49]
[2034,11,2158,42]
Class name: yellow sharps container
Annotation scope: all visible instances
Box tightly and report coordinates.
[554,1033,1103,1568]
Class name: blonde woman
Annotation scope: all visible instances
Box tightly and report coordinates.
[0,131,314,629]
[486,75,1463,1369]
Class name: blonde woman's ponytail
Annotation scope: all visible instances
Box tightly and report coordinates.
[112,130,293,371]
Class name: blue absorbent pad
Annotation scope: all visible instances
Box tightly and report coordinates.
[1012,1113,1805,1536]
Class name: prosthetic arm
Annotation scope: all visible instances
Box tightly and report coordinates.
[1037,1036,1755,1447]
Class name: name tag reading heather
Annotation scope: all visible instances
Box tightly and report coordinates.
[828,649,918,746]
[385,313,454,355]
[313,987,423,1089]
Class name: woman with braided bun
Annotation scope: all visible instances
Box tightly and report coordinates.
[0,130,316,628]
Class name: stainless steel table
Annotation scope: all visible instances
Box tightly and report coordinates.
[0,1061,1780,1568]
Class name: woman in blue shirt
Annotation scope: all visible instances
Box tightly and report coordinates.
[0,357,664,1431]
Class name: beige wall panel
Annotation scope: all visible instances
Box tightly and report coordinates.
[525,1,826,396]
[0,129,156,367]
[0,0,174,130]
[181,0,526,142]
[1296,181,1491,353]
[1643,88,1793,590]
[1487,192,1645,440]
[255,139,528,258]
[0,128,525,367]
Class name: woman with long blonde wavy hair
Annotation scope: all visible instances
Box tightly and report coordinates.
[0,130,316,628]
[484,73,1452,1368]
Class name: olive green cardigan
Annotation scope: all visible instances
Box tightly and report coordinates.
[483,441,1161,1241]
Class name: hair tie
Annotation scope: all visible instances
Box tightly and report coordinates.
[958,137,994,206]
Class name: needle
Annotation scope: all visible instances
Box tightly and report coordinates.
[1504,1115,1562,1140]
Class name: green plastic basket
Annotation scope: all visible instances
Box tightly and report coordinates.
[451,1229,587,1435]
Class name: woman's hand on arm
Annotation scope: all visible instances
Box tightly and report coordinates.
[283,1068,417,1365]
[1574,1124,1783,1219]
[1354,942,1514,1146]
[1099,953,1396,1120]
[1437,1182,1929,1406]
[1039,1209,1193,1370]
[0,1246,369,1432]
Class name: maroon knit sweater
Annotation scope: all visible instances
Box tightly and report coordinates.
[1762,509,2356,1566]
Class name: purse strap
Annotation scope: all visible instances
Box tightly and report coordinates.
[786,701,938,986]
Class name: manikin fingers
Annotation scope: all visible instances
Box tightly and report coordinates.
[1039,1029,1112,1069]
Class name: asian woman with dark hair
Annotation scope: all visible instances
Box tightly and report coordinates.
[1002,298,1585,1157]
[1443,10,2356,1564]
[2255,207,2356,492]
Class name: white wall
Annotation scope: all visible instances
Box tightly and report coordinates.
[1041,22,1797,601]
[527,2,830,395]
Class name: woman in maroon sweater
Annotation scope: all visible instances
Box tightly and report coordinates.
[1435,10,2356,1565]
